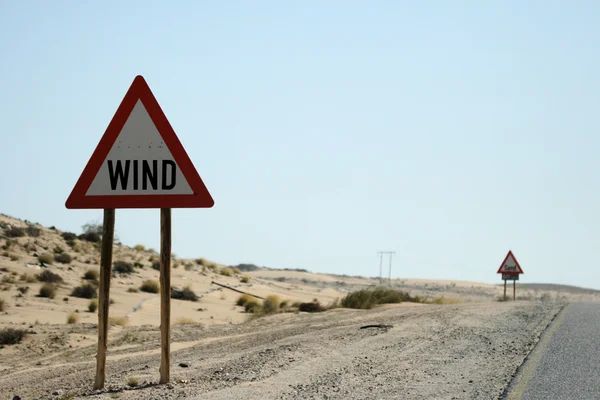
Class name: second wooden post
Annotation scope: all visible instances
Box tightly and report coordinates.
[159,208,172,384]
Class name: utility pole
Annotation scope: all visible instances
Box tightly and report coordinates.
[377,251,395,287]
[377,252,384,284]
[388,252,395,287]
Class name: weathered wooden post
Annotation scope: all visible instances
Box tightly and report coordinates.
[66,75,214,389]
[94,208,115,389]
[159,208,172,383]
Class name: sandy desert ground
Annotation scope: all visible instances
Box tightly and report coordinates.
[0,214,598,399]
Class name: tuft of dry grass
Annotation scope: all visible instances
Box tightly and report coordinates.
[9,253,20,261]
[174,317,195,325]
[108,316,128,326]
[88,299,98,312]
[262,295,281,314]
[126,376,139,387]
[426,296,463,305]
[20,273,37,283]
[38,252,55,265]
[134,244,145,251]
[195,258,208,266]
[127,288,139,293]
[240,275,250,283]
[83,269,99,282]
[140,280,159,293]
[67,311,79,324]
[244,300,261,313]
[220,267,233,277]
[232,267,241,275]
[236,294,252,306]
[39,283,56,299]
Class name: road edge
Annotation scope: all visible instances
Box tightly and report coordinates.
[500,301,572,400]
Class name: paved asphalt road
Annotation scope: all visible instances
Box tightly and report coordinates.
[506,302,600,400]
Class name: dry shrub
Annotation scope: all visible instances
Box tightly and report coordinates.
[9,253,20,261]
[20,273,37,283]
[240,275,250,283]
[6,226,25,238]
[207,263,218,272]
[61,232,78,242]
[127,376,139,387]
[220,268,233,277]
[174,317,196,325]
[0,328,26,345]
[151,261,161,271]
[280,300,289,308]
[108,316,128,326]
[83,269,99,282]
[71,283,97,299]
[341,288,424,310]
[127,288,139,293]
[244,300,261,313]
[38,253,55,265]
[55,253,72,264]
[232,267,241,275]
[88,299,98,312]
[134,244,145,251]
[195,258,208,266]
[67,312,79,324]
[427,296,463,305]
[113,261,134,275]
[140,280,159,293]
[171,286,198,302]
[299,300,324,313]
[236,294,253,306]
[1,275,16,284]
[184,263,194,271]
[36,270,63,283]
[26,225,41,237]
[262,295,281,314]
[0,298,5,312]
[39,283,56,299]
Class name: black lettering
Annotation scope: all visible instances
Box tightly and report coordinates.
[162,160,176,190]
[108,160,130,190]
[133,160,139,190]
[142,160,158,190]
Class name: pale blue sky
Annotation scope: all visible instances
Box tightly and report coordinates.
[1,1,599,288]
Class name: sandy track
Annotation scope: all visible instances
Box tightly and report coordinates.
[0,300,564,400]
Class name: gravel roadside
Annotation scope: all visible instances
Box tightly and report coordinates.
[0,300,565,400]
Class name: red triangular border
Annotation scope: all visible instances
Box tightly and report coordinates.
[65,75,214,209]
[497,250,524,274]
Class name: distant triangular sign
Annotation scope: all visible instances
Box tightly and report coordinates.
[65,75,214,209]
[497,250,524,274]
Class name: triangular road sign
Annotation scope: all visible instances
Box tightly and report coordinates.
[66,75,214,209]
[497,250,524,274]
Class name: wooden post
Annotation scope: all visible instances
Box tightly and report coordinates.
[159,208,172,384]
[503,280,507,301]
[513,280,516,301]
[94,208,115,390]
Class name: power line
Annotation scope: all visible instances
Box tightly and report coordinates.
[377,251,395,286]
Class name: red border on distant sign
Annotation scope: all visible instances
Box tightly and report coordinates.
[496,250,524,274]
[65,75,214,209]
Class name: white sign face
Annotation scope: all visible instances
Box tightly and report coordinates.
[86,100,193,196]
[498,253,522,273]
